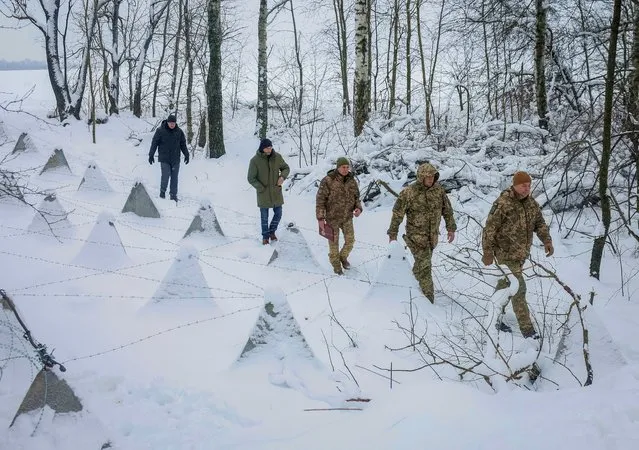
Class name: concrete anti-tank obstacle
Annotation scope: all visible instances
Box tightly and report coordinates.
[11,132,36,154]
[238,287,314,361]
[121,182,160,218]
[183,200,225,239]
[149,245,216,306]
[267,222,318,268]
[28,192,73,237]
[72,212,129,269]
[39,148,72,175]
[78,161,112,192]
[10,369,83,427]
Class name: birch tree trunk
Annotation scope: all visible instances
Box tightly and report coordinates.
[353,0,371,136]
[207,0,226,158]
[256,0,269,139]
[590,0,621,279]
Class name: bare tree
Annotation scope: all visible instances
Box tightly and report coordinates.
[590,0,621,279]
[1,0,107,120]
[333,0,350,116]
[534,0,549,131]
[207,0,225,158]
[132,0,169,117]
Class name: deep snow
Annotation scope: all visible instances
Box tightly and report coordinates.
[0,70,638,450]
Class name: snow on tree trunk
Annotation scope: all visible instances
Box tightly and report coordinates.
[353,0,371,136]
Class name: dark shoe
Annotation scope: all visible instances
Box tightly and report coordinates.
[160,192,166,199]
[262,239,269,245]
[269,233,278,242]
[334,267,344,275]
[170,194,177,201]
[496,321,512,333]
[340,258,351,269]
[426,295,434,304]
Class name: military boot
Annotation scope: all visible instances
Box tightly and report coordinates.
[340,258,351,269]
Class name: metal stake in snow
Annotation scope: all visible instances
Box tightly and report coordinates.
[0,289,66,372]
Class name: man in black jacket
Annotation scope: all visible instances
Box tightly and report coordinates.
[148,114,189,201]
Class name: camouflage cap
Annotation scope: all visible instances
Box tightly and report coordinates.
[416,163,438,183]
[336,157,350,168]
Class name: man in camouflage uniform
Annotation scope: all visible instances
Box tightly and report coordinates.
[316,157,363,275]
[387,163,456,303]
[482,171,554,339]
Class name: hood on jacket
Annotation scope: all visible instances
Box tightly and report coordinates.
[416,163,440,184]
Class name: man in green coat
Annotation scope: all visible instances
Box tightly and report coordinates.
[482,171,554,339]
[316,157,363,275]
[247,139,290,245]
[387,163,457,303]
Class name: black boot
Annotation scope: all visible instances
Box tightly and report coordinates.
[160,192,166,199]
[496,321,512,333]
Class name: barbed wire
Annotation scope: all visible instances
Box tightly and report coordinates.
[60,305,262,365]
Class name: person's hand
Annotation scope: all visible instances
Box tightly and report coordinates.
[148,155,154,165]
[544,241,554,257]
[388,235,397,243]
[318,219,325,233]
[447,231,455,243]
[482,253,494,266]
[353,208,362,217]
[184,155,190,165]
[277,176,284,186]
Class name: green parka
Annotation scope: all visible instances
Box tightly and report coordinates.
[247,150,290,208]
[387,163,457,249]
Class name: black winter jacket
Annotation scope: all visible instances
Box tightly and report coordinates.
[149,121,189,164]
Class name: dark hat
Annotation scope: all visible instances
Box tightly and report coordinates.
[167,114,177,123]
[512,171,532,186]
[259,138,273,152]
[336,157,350,168]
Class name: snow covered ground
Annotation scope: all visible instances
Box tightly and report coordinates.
[1,70,638,450]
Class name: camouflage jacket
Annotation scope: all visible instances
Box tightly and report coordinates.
[387,165,456,249]
[316,170,362,226]
[482,187,552,262]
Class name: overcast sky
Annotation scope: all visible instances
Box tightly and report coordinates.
[0,19,44,61]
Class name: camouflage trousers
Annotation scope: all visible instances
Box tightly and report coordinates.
[495,260,535,337]
[328,220,355,271]
[404,235,434,303]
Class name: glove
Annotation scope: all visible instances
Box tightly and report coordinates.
[148,155,154,165]
[482,253,494,266]
[184,155,190,165]
[544,241,554,257]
